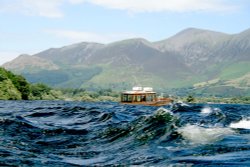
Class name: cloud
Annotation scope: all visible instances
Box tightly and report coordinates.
[80,0,237,13]
[68,0,85,4]
[0,0,64,18]
[0,0,239,18]
[45,29,139,43]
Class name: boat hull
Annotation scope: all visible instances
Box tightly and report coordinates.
[121,98,173,106]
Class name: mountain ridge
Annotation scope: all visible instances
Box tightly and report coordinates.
[2,27,250,96]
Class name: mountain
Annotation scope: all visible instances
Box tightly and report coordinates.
[3,54,59,72]
[34,42,105,66]
[154,28,230,70]
[2,27,250,96]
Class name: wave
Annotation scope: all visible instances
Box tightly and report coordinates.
[201,106,213,114]
[101,107,180,144]
[1,101,250,166]
[230,118,250,129]
[177,124,235,144]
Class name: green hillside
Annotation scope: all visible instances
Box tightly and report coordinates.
[0,67,61,100]
[219,62,250,80]
[23,66,102,88]
[0,67,28,100]
[190,62,250,97]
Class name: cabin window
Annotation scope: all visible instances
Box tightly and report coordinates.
[122,95,127,102]
[133,95,142,102]
[153,94,156,101]
[146,95,152,101]
[137,95,141,102]
[142,95,146,101]
[133,96,136,102]
[127,95,132,102]
[146,94,156,101]
[122,94,132,102]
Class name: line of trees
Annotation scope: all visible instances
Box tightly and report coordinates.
[0,67,53,100]
[0,67,120,101]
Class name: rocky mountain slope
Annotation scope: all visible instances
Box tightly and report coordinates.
[2,27,250,96]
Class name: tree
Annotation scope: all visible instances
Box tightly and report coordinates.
[186,95,195,103]
[30,83,51,99]
[8,74,30,100]
[0,68,30,99]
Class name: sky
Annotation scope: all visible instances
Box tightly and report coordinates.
[0,0,250,65]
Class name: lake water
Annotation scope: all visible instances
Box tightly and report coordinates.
[1,100,250,166]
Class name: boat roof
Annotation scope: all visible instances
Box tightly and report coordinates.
[122,90,156,94]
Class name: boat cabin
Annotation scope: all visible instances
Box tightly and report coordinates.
[121,87,156,103]
[121,87,172,106]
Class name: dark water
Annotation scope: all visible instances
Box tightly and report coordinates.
[1,101,250,166]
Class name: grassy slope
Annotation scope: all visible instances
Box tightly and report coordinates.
[84,65,203,91]
[190,61,250,97]
[22,66,102,88]
[11,60,250,97]
[219,62,250,80]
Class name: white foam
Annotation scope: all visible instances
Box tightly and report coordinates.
[229,119,250,129]
[155,107,173,115]
[177,124,234,144]
[176,100,189,107]
[201,106,213,114]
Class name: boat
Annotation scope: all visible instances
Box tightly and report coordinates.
[121,86,173,106]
